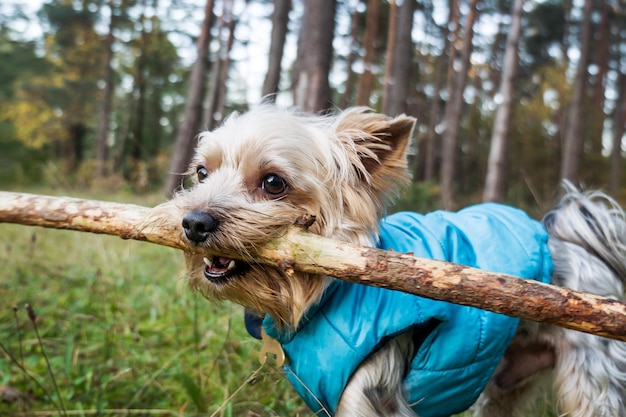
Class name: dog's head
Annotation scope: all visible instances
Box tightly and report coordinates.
[173,106,415,328]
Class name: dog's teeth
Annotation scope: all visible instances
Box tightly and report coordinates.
[227,260,236,270]
[203,257,213,268]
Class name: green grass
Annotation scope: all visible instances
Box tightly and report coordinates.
[0,190,308,416]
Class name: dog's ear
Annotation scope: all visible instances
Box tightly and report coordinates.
[334,108,416,186]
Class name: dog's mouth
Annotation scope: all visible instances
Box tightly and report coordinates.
[202,256,248,283]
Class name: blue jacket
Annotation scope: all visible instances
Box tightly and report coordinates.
[263,203,553,417]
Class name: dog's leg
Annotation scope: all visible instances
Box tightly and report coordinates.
[473,378,545,417]
[551,327,626,417]
[473,325,555,417]
[336,332,417,417]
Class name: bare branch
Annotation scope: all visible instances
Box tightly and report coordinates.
[1,191,625,341]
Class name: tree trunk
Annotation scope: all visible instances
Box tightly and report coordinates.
[483,0,524,203]
[422,7,454,182]
[339,3,359,109]
[439,0,478,210]
[355,0,381,106]
[131,15,147,163]
[164,0,215,198]
[96,0,115,177]
[561,0,572,69]
[487,0,507,98]
[382,0,416,116]
[381,1,398,113]
[292,0,337,112]
[589,0,610,162]
[204,0,239,131]
[2,191,626,342]
[610,73,626,196]
[560,0,592,184]
[261,0,291,101]
[64,123,86,173]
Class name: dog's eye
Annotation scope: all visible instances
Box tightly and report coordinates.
[261,174,287,196]
[196,166,209,182]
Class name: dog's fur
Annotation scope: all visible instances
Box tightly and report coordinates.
[171,106,626,417]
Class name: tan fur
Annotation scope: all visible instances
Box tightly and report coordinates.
[172,106,413,328]
[172,106,626,417]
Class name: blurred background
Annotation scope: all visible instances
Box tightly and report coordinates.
[0,0,624,415]
[0,0,624,210]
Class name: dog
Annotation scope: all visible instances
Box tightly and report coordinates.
[170,106,626,417]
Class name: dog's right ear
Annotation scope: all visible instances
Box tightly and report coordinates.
[334,108,416,189]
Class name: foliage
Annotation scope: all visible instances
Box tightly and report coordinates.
[392,181,443,214]
[0,75,68,150]
[0,0,623,199]
[522,0,567,73]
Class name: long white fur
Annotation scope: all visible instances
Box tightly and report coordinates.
[475,183,626,417]
[538,183,626,417]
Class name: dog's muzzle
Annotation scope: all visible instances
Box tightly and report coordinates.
[182,210,249,283]
[182,210,219,243]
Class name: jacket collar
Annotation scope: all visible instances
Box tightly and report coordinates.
[262,279,341,344]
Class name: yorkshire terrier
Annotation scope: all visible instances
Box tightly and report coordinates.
[171,106,626,417]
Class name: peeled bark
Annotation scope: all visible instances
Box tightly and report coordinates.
[1,191,626,342]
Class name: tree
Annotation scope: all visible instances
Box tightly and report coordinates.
[381,0,398,114]
[96,0,115,176]
[523,0,567,74]
[261,0,291,101]
[0,27,55,144]
[382,0,416,116]
[422,4,455,182]
[440,0,478,210]
[355,0,381,106]
[204,0,240,131]
[292,0,337,112]
[39,0,104,173]
[610,73,626,195]
[560,0,592,184]
[588,0,610,167]
[483,0,524,203]
[164,0,215,197]
[130,4,148,170]
[339,3,360,108]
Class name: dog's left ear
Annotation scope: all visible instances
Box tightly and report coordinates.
[335,108,416,183]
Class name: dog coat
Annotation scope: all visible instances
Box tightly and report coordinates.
[262,203,553,417]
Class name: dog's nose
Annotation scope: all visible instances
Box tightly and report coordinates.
[182,211,219,243]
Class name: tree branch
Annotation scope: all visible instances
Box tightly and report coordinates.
[1,191,625,341]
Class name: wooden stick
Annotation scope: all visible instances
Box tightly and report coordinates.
[1,191,626,341]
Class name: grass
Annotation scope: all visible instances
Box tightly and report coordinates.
[0,190,308,416]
